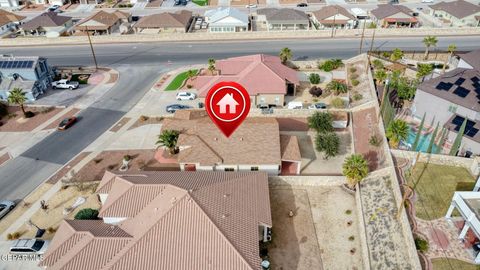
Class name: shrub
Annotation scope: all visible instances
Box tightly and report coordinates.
[186,84,193,89]
[6,232,21,240]
[315,132,340,159]
[345,209,352,215]
[368,22,377,29]
[74,208,99,220]
[47,227,57,234]
[349,67,357,73]
[24,111,35,118]
[40,106,55,114]
[93,158,103,164]
[331,97,345,108]
[382,51,391,59]
[351,79,360,87]
[309,73,321,84]
[139,115,149,122]
[326,80,348,95]
[123,155,131,161]
[319,61,334,72]
[372,59,384,70]
[308,111,333,133]
[7,113,17,119]
[309,86,323,97]
[353,92,363,101]
[348,236,355,241]
[415,237,429,253]
[350,73,359,80]
[369,135,382,147]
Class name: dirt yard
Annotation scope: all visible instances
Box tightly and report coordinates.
[0,106,63,132]
[268,184,363,269]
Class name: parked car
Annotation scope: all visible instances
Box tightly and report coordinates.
[421,0,433,3]
[308,103,328,109]
[245,4,257,8]
[166,104,192,113]
[47,5,60,11]
[287,101,303,109]
[58,117,77,130]
[10,239,50,255]
[0,200,15,220]
[176,92,196,100]
[52,79,79,90]
[296,3,308,7]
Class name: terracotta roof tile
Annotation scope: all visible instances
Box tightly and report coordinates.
[370,4,414,19]
[312,5,356,21]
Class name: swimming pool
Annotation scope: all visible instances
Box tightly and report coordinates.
[403,127,438,153]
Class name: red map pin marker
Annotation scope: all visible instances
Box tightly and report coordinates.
[205,81,251,138]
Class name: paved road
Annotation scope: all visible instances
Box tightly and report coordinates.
[0,36,479,200]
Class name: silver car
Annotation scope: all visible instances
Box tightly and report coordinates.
[0,200,15,219]
[10,239,50,255]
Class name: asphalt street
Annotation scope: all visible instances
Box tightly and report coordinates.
[0,36,479,200]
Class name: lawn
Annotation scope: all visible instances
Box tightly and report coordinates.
[192,0,208,6]
[165,69,198,91]
[432,258,480,270]
[408,162,475,220]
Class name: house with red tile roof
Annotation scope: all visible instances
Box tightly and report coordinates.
[158,110,302,175]
[194,54,299,108]
[40,171,272,270]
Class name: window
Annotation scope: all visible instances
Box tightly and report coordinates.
[251,166,259,171]
[224,168,234,172]
[448,104,458,113]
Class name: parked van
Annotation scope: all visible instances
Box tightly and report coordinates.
[287,102,303,109]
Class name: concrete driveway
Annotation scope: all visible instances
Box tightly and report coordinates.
[130,88,201,116]
[0,241,41,270]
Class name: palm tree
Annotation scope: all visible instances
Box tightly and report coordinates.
[422,36,438,60]
[279,47,292,64]
[186,69,197,82]
[442,44,456,74]
[416,63,434,80]
[390,48,404,62]
[156,130,180,155]
[342,154,369,190]
[374,70,387,85]
[7,88,27,117]
[386,119,409,148]
[326,80,348,95]
[208,58,216,74]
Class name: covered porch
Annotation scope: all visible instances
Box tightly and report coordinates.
[445,191,480,264]
[383,17,418,28]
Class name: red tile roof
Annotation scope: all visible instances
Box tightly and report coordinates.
[41,171,271,270]
[195,54,299,97]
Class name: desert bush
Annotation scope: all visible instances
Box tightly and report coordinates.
[315,132,340,159]
[369,135,382,147]
[345,209,352,215]
[6,232,21,240]
[24,111,35,118]
[351,79,360,87]
[308,73,321,84]
[415,236,429,253]
[93,158,103,164]
[350,73,359,80]
[348,236,355,241]
[372,59,384,69]
[186,84,193,89]
[349,67,357,73]
[353,92,363,101]
[331,97,345,108]
[74,208,99,220]
[309,86,323,97]
[47,227,57,234]
[139,115,149,122]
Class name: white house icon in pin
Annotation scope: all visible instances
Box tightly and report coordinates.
[216,93,239,114]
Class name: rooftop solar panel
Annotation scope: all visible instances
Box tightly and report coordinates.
[466,128,479,137]
[454,78,466,86]
[436,82,453,91]
[453,86,470,98]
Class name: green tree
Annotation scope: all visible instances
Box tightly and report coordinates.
[390,48,404,62]
[422,36,438,60]
[396,77,417,101]
[443,44,456,74]
[386,119,409,148]
[416,63,434,80]
[7,88,27,117]
[374,70,387,85]
[449,118,467,156]
[186,69,197,82]
[156,129,180,155]
[411,113,426,151]
[208,58,216,74]
[74,208,99,220]
[308,111,333,133]
[342,154,369,189]
[315,132,340,159]
[309,73,321,84]
[326,80,348,95]
[279,47,292,64]
[427,122,439,154]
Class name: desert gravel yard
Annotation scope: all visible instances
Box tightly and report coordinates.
[268,184,363,270]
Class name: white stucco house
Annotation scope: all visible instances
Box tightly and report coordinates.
[204,7,249,32]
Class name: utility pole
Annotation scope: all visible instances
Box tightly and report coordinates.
[359,18,366,54]
[85,26,98,71]
[365,26,377,74]
[330,8,338,38]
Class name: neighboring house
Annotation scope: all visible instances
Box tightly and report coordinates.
[40,170,272,270]
[430,0,480,27]
[0,9,25,36]
[194,54,299,108]
[0,72,40,102]
[256,8,310,31]
[20,12,73,37]
[204,7,249,32]
[370,4,418,28]
[0,55,53,97]
[0,0,19,9]
[134,11,193,33]
[159,110,302,175]
[75,10,131,35]
[311,5,357,29]
[412,49,480,155]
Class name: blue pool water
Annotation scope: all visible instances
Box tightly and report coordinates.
[403,128,438,153]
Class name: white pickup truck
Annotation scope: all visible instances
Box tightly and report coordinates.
[52,80,79,90]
